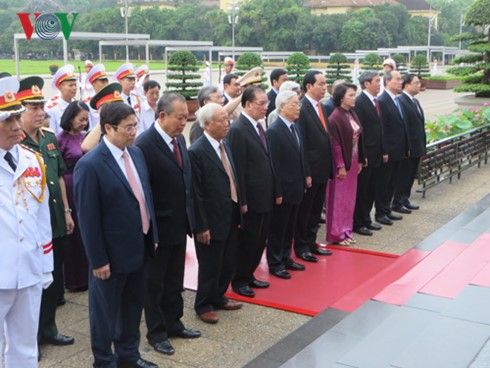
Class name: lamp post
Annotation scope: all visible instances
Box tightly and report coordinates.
[228,0,239,59]
[120,0,132,62]
[427,5,437,62]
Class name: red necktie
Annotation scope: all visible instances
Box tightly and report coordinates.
[373,98,380,118]
[171,138,183,169]
[122,151,150,234]
[317,102,328,132]
[256,122,268,153]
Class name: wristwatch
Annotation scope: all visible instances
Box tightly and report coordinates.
[64,208,72,213]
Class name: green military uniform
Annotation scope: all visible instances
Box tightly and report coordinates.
[21,127,67,341]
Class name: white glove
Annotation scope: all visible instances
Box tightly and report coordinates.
[42,272,53,290]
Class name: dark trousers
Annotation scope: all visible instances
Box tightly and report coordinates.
[375,160,402,217]
[353,165,380,228]
[393,157,420,208]
[267,202,299,271]
[38,236,64,341]
[144,241,186,343]
[294,181,327,255]
[88,266,145,368]
[232,211,271,290]
[194,205,239,315]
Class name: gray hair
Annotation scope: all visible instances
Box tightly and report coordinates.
[276,90,298,112]
[331,79,345,93]
[359,71,378,90]
[197,102,223,129]
[156,93,185,119]
[198,86,220,107]
[279,81,300,92]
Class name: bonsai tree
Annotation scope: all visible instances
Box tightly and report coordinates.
[363,53,382,71]
[447,0,490,97]
[392,53,408,76]
[286,52,310,86]
[166,50,203,100]
[235,52,268,87]
[410,55,431,80]
[325,53,352,85]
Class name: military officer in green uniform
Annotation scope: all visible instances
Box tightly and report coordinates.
[18,77,75,358]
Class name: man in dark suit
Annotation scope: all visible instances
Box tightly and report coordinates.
[353,71,384,236]
[376,70,410,226]
[324,79,345,118]
[294,71,333,262]
[227,86,275,298]
[266,68,288,120]
[136,94,201,356]
[74,102,159,368]
[189,103,243,324]
[266,90,306,279]
[394,74,426,212]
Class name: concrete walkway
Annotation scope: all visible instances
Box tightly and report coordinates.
[38,89,490,368]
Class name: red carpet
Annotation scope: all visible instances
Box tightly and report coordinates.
[184,238,403,316]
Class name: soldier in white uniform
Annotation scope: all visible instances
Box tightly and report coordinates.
[113,63,141,118]
[82,60,95,100]
[134,64,149,103]
[45,64,78,134]
[82,64,109,131]
[0,76,53,368]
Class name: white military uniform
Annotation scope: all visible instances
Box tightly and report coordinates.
[0,144,53,368]
[137,100,155,136]
[45,96,73,134]
[121,91,141,118]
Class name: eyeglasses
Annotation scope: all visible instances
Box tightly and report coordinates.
[209,95,225,102]
[112,123,138,133]
[253,100,270,107]
[286,102,301,108]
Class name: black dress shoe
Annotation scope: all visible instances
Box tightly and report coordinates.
[57,297,66,306]
[354,226,373,236]
[392,206,411,214]
[367,223,382,230]
[297,251,318,263]
[250,279,270,288]
[117,357,159,368]
[311,246,332,256]
[171,328,201,339]
[234,285,255,297]
[406,203,419,210]
[40,333,75,345]
[270,269,291,279]
[376,215,393,226]
[286,261,305,271]
[388,213,403,220]
[151,339,175,355]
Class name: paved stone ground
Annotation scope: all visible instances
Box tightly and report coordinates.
[36,88,490,368]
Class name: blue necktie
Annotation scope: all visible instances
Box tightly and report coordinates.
[395,96,404,119]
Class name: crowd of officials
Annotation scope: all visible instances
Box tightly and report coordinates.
[0,56,426,368]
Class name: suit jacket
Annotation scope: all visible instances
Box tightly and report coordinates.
[136,125,195,246]
[399,93,427,158]
[189,120,204,145]
[296,98,333,183]
[266,118,306,205]
[325,97,335,118]
[378,91,410,161]
[266,89,278,119]
[226,113,275,213]
[189,136,240,240]
[73,141,158,274]
[353,92,383,168]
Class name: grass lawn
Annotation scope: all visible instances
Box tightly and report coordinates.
[0,59,223,76]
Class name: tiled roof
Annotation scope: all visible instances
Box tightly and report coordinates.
[396,0,431,11]
[306,0,400,7]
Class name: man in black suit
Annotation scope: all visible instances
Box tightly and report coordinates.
[266,68,288,120]
[324,79,345,118]
[227,86,275,298]
[74,102,159,368]
[136,94,201,356]
[376,70,410,226]
[189,103,243,324]
[266,91,306,279]
[353,71,384,236]
[394,74,426,212]
[294,71,333,263]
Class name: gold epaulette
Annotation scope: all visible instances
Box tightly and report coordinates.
[41,127,55,135]
[19,143,39,156]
